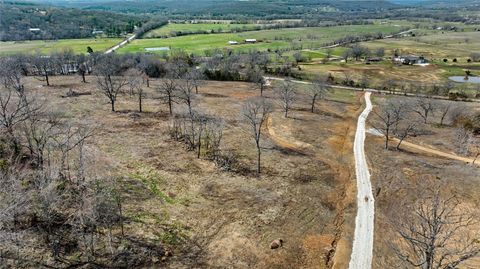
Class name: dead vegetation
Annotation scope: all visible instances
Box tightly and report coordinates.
[0,73,361,268]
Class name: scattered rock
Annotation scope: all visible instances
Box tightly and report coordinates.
[270,238,284,249]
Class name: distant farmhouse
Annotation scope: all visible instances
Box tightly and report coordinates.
[393,55,430,66]
[92,30,104,35]
[228,41,238,45]
[245,39,257,43]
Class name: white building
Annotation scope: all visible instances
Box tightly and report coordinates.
[245,39,257,43]
[228,41,239,45]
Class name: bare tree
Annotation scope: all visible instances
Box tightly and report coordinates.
[32,54,56,86]
[411,98,436,124]
[0,56,26,93]
[437,101,455,126]
[373,99,405,149]
[156,78,178,116]
[390,188,479,269]
[392,120,418,150]
[94,55,128,112]
[275,78,296,118]
[247,66,267,96]
[309,75,332,113]
[0,87,39,155]
[456,127,480,164]
[125,68,146,112]
[177,76,196,117]
[243,97,273,174]
[186,68,205,94]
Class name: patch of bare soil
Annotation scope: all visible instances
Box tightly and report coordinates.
[265,93,364,268]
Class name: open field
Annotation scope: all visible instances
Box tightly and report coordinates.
[120,23,412,55]
[142,23,261,38]
[361,30,480,61]
[15,74,364,268]
[0,38,122,55]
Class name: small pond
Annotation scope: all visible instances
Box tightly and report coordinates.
[448,76,480,84]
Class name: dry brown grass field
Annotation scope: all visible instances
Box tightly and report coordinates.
[21,75,365,268]
[15,75,479,268]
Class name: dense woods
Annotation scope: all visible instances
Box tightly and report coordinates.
[0,1,145,41]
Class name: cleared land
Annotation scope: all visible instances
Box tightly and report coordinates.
[20,75,363,268]
[142,23,261,38]
[0,38,122,55]
[362,30,480,61]
[119,23,412,55]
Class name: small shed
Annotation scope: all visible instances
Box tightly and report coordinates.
[228,41,238,45]
[245,39,257,43]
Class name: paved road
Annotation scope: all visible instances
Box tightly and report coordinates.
[348,92,374,269]
[105,34,137,54]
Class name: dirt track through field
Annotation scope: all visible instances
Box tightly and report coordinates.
[348,92,374,269]
[392,138,480,166]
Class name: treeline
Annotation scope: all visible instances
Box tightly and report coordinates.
[1,1,146,41]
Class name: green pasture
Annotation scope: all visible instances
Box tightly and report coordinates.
[142,23,261,38]
[0,38,122,55]
[121,23,412,55]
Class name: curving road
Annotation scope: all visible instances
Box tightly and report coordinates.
[348,92,375,269]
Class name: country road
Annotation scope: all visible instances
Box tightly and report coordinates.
[348,92,375,269]
[105,34,137,54]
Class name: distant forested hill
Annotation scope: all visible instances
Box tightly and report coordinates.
[0,1,146,41]
[25,0,401,16]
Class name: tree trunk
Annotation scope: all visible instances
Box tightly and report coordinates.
[139,94,142,113]
[197,128,202,159]
[146,78,150,88]
[82,72,86,83]
[111,100,115,112]
[311,96,316,113]
[168,95,172,115]
[256,144,261,174]
[45,72,49,86]
[385,129,389,149]
[195,85,198,94]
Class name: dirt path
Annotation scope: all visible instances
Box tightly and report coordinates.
[393,138,480,166]
[348,92,374,269]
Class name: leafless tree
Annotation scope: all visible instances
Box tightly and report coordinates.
[411,98,436,124]
[125,68,146,112]
[94,56,128,112]
[456,127,480,164]
[392,120,418,150]
[373,99,405,149]
[309,75,332,113]
[275,78,296,118]
[156,78,178,116]
[0,56,26,93]
[186,68,205,94]
[243,97,273,174]
[247,66,267,96]
[390,188,479,269]
[0,87,40,155]
[436,101,455,126]
[32,54,56,86]
[178,76,196,117]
